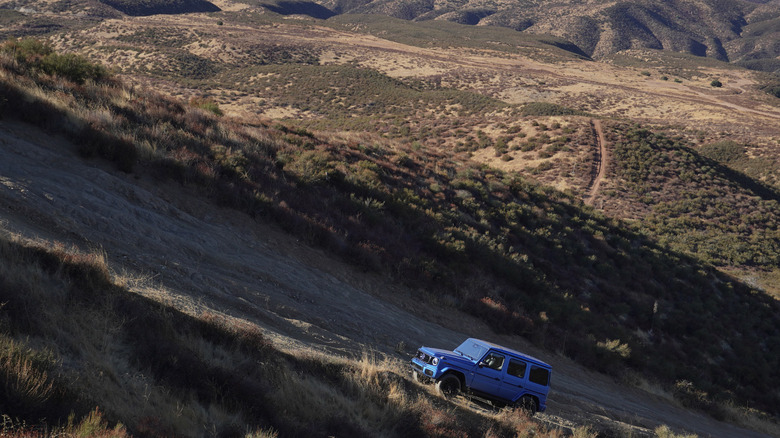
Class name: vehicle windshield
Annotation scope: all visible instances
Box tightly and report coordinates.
[454,339,488,361]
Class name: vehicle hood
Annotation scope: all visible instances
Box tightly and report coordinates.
[421,347,478,365]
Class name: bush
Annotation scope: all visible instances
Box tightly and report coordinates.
[1,38,108,84]
[710,79,722,87]
[40,53,108,84]
[698,140,744,163]
[2,38,52,63]
[520,102,584,116]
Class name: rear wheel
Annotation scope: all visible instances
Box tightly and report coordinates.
[516,395,537,416]
[436,374,461,398]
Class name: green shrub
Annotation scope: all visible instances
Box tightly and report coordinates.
[520,102,584,116]
[710,79,722,87]
[40,53,108,84]
[2,38,52,63]
[1,38,108,84]
[698,141,744,163]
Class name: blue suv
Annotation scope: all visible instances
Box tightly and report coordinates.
[410,338,551,414]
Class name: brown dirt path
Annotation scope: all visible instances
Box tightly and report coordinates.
[584,119,607,206]
[0,119,771,437]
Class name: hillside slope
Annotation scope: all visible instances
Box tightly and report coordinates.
[1,39,779,435]
[0,119,772,437]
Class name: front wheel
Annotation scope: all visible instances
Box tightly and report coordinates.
[516,395,537,416]
[436,374,461,398]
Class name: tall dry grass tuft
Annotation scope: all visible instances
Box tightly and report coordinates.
[654,425,697,438]
[0,340,55,418]
[0,408,129,438]
[718,403,780,437]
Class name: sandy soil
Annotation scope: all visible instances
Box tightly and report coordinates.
[0,119,771,437]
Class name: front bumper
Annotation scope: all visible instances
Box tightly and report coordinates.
[410,357,436,378]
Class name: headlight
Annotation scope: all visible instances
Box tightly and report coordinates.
[431,357,439,365]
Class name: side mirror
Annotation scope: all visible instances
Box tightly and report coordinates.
[478,361,486,368]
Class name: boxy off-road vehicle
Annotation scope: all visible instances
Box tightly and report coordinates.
[410,338,551,414]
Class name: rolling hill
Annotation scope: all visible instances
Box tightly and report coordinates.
[256,0,780,74]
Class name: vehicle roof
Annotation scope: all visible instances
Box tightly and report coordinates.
[467,338,552,369]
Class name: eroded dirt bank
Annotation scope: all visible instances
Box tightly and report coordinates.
[0,120,769,437]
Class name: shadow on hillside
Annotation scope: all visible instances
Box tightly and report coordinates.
[261,0,336,19]
[98,0,220,16]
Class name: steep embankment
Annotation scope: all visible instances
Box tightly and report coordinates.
[0,120,772,437]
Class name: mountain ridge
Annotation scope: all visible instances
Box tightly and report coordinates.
[256,0,780,73]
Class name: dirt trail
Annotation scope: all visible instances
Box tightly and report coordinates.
[584,119,608,206]
[0,120,770,437]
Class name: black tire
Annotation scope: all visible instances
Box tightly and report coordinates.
[436,374,461,398]
[517,395,537,416]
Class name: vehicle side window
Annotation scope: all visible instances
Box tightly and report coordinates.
[483,353,505,371]
[529,365,550,386]
[507,359,527,378]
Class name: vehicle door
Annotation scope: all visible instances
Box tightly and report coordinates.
[499,358,528,401]
[526,364,551,396]
[470,351,505,395]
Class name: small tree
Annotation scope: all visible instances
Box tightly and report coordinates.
[710,79,723,88]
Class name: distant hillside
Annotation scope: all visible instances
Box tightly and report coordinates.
[260,0,780,73]
[98,0,220,16]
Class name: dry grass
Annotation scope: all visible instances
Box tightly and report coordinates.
[0,340,55,417]
[0,408,130,438]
